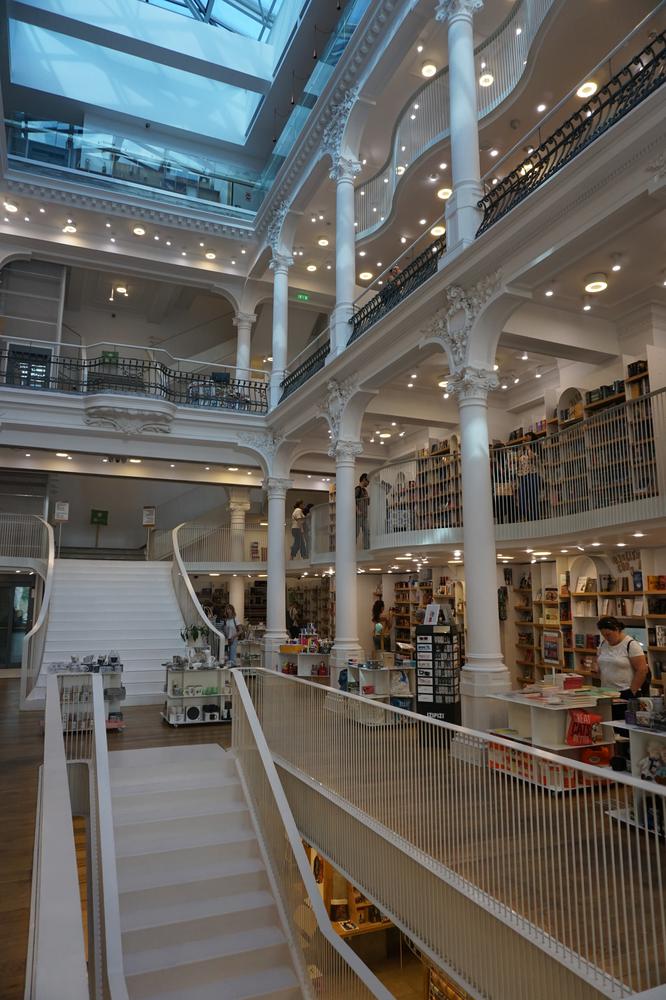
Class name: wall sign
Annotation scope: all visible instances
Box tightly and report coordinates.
[53,501,69,522]
[90,509,109,526]
[142,506,156,527]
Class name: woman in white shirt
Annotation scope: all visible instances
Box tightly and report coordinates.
[223,603,239,666]
[596,616,648,699]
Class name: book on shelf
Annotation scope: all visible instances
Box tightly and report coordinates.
[633,570,643,592]
[559,573,570,596]
[574,576,588,593]
[543,607,559,624]
[632,597,644,616]
[544,587,558,603]
[647,575,666,592]
[656,625,666,647]
[575,633,585,648]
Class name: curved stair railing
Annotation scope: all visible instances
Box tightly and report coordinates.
[171,523,226,660]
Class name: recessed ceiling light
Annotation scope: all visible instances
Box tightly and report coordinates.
[110,237,116,243]
[105,221,111,228]
[228,466,239,471]
[24,216,30,222]
[561,549,568,553]
[493,364,499,371]
[591,542,601,547]
[533,551,551,556]
[379,432,391,439]
[396,165,405,176]
[129,458,142,464]
[410,373,417,378]
[154,234,160,241]
[515,26,522,35]
[56,452,68,457]
[521,352,528,361]
[241,248,247,254]
[166,240,171,246]
[545,288,554,297]
[417,44,423,53]
[576,81,597,98]
[501,384,508,390]
[438,379,449,388]
[326,264,332,269]
[170,463,175,468]
[132,225,146,236]
[205,466,210,471]
[536,103,547,113]
[407,382,414,388]
[267,355,273,361]
[492,178,499,185]
[400,236,407,244]
[199,241,205,248]
[306,264,317,272]
[616,542,626,547]
[318,238,329,247]
[359,250,366,257]
[443,392,449,399]
[231,259,236,265]
[633,531,645,537]
[181,251,187,256]
[437,188,452,200]
[513,377,520,384]
[439,163,447,170]
[116,285,127,295]
[205,251,216,260]
[584,273,608,293]
[25,453,31,457]
[3,201,18,213]
[410,113,416,120]
[62,224,77,233]
[535,371,542,379]
[479,73,494,87]
[359,271,373,281]
[490,148,499,157]
[430,225,445,237]
[421,62,437,78]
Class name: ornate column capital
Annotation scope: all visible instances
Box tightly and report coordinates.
[329,439,363,461]
[233,312,257,328]
[266,200,289,256]
[264,476,292,499]
[420,270,502,368]
[435,0,483,23]
[316,376,361,443]
[238,430,284,468]
[269,253,294,273]
[229,500,251,514]
[329,156,362,183]
[448,366,498,401]
[321,88,360,170]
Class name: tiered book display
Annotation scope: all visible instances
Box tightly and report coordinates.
[161,648,232,726]
[49,655,126,731]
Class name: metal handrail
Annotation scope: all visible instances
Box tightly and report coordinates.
[348,236,445,344]
[230,668,393,999]
[477,28,666,235]
[279,336,331,401]
[20,516,55,708]
[171,523,226,659]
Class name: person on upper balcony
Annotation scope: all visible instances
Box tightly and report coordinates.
[516,433,542,521]
[290,500,307,559]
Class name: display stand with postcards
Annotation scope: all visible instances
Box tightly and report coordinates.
[47,653,126,732]
[161,646,232,726]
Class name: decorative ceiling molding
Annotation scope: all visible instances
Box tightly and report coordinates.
[4,176,255,241]
[83,399,177,435]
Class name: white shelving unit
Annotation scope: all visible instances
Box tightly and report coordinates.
[346,664,416,706]
[53,663,126,732]
[276,651,330,682]
[602,721,666,832]
[490,690,615,752]
[162,664,232,726]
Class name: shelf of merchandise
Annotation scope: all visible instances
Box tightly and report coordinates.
[55,664,126,732]
[162,663,232,726]
[277,651,330,682]
[602,721,665,831]
[245,579,267,624]
[287,579,331,636]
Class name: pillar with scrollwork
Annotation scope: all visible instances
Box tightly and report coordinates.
[264,476,291,663]
[435,0,484,250]
[269,255,293,408]
[450,365,511,727]
[330,156,361,355]
[233,312,256,382]
[330,439,365,668]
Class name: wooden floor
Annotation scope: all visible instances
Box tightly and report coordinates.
[0,677,231,1000]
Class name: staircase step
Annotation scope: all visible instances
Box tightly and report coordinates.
[112,783,244,824]
[114,812,254,858]
[119,871,271,930]
[110,744,228,769]
[123,925,288,977]
[116,844,264,894]
[122,894,278,947]
[111,766,238,797]
[125,961,302,1000]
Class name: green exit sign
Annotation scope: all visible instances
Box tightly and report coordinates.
[295,293,310,302]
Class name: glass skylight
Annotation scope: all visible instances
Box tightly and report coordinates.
[140,0,285,40]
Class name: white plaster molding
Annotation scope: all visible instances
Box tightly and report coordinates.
[83,397,177,435]
[317,376,361,442]
[238,429,284,464]
[3,176,254,240]
[448,366,499,400]
[264,476,292,498]
[269,253,294,272]
[233,312,257,327]
[266,201,290,255]
[421,271,502,367]
[646,151,666,178]
[435,0,483,22]
[329,156,362,183]
[328,438,363,460]
[321,88,360,168]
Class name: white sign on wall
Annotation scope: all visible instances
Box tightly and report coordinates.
[54,501,69,522]
[142,506,157,527]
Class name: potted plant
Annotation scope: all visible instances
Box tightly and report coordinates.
[180,623,210,647]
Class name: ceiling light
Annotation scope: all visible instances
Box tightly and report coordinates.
[493,364,499,371]
[359,271,373,281]
[561,549,568,554]
[591,542,601,547]
[400,236,407,244]
[3,201,18,213]
[267,355,273,361]
[318,214,324,221]
[582,296,592,311]
[438,379,449,388]
[525,549,533,554]
[611,253,622,272]
[576,81,597,98]
[437,188,452,200]
[633,532,645,538]
[231,259,236,265]
[616,542,626,548]
[56,452,68,457]
[584,273,608,293]
[513,377,520,384]
[421,62,437,78]
[391,422,397,427]
[116,285,127,295]
[396,165,405,176]
[205,251,216,260]
[379,432,391,439]
[536,103,547,113]
[533,551,551,556]
[535,370,542,379]
[24,216,30,222]
[377,261,383,267]
[501,383,508,390]
[407,382,414,388]
[410,114,416,121]
[443,392,449,399]
[521,352,528,360]
[311,215,316,223]
[545,287,554,297]
[326,264,332,270]
[306,264,317,272]
[492,178,499,185]
[515,26,522,35]
[170,463,175,468]
[241,249,247,254]
[318,238,329,247]
[62,224,77,233]
[199,241,205,248]
[490,149,499,157]
[439,163,447,170]
[181,251,187,257]
[205,466,210,471]
[133,225,146,236]
[479,73,494,87]
[129,458,142,464]
[411,373,417,378]
[228,466,239,471]
[359,250,366,257]
[430,225,445,237]
[154,235,160,241]
[109,237,116,243]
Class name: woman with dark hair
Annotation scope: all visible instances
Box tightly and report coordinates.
[371,599,392,652]
[597,616,649,699]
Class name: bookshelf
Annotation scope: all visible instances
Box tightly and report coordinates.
[512,563,573,683]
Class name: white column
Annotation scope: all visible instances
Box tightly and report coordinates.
[452,368,510,729]
[229,493,250,619]
[264,476,291,664]
[330,157,361,357]
[437,0,484,250]
[269,255,293,408]
[233,312,256,381]
[331,440,365,667]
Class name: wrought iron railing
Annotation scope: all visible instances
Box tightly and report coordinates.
[279,337,331,401]
[0,350,269,413]
[477,30,666,236]
[348,237,445,344]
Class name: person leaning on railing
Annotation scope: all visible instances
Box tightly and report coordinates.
[516,434,543,520]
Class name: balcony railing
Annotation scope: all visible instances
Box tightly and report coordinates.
[0,350,269,413]
[279,332,331,402]
[348,236,446,345]
[312,388,666,556]
[477,28,666,236]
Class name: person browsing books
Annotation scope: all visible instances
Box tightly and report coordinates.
[596,616,649,700]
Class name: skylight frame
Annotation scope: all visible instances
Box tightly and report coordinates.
[139,0,282,41]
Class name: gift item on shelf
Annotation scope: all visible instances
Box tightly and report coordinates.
[161,655,232,726]
[49,656,126,731]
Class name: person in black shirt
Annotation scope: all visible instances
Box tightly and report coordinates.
[355,474,369,548]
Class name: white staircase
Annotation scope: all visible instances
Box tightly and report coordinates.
[38,559,185,703]
[109,744,304,1000]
